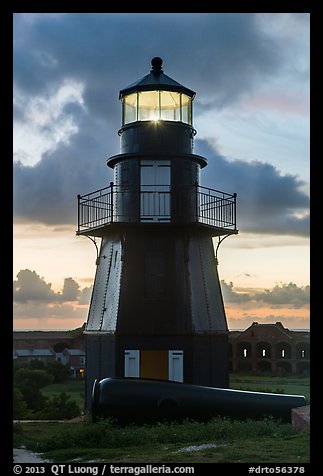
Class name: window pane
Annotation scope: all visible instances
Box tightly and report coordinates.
[138,91,159,121]
[123,93,137,124]
[181,94,192,124]
[160,91,180,121]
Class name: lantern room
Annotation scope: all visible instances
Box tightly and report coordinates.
[122,90,193,124]
[120,57,194,126]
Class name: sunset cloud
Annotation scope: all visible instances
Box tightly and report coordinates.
[13,269,309,331]
[221,280,310,309]
[13,270,92,329]
[13,269,92,305]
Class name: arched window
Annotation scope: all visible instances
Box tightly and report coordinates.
[237,342,252,359]
[276,342,292,359]
[296,342,310,359]
[256,342,271,359]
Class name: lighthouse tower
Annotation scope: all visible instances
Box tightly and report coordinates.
[77,58,238,411]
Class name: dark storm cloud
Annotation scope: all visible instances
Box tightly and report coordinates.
[13,114,116,225]
[13,13,287,116]
[13,13,309,234]
[195,140,309,236]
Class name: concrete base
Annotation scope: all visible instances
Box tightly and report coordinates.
[291,405,310,431]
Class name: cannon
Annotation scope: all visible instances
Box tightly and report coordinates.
[91,378,307,424]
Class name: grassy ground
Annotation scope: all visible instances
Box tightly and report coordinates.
[41,379,85,410]
[230,375,310,402]
[13,418,310,463]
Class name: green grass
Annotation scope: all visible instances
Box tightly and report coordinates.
[13,418,310,463]
[40,380,85,411]
[230,374,310,384]
[229,375,310,403]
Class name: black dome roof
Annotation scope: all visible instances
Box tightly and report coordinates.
[119,57,195,99]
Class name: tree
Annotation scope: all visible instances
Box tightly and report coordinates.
[13,387,32,419]
[13,368,54,411]
[37,392,80,420]
[46,360,70,383]
[28,359,46,371]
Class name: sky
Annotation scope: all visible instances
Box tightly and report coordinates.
[13,13,310,331]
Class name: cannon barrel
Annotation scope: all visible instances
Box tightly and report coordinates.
[91,378,307,424]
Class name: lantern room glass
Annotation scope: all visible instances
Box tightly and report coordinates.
[122,91,192,126]
[160,91,181,121]
[138,91,159,121]
[123,93,137,124]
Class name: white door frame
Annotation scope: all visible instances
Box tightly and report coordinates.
[140,160,171,222]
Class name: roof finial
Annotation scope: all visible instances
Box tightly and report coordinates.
[151,57,163,74]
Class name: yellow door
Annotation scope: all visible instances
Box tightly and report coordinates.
[140,350,168,380]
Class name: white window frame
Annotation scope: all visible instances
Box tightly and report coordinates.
[124,350,140,377]
[140,160,171,222]
[168,350,184,382]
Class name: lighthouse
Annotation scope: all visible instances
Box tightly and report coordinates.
[77,58,238,411]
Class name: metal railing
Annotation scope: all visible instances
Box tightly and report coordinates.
[197,185,237,230]
[77,183,237,234]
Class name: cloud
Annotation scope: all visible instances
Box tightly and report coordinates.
[13,269,92,304]
[13,269,309,311]
[13,301,88,330]
[256,282,310,308]
[13,12,308,128]
[221,281,251,303]
[78,286,93,305]
[13,269,56,303]
[13,114,116,225]
[227,314,309,331]
[14,13,296,108]
[13,269,309,330]
[221,279,310,309]
[60,277,80,301]
[13,269,93,329]
[13,269,309,329]
[196,139,309,236]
